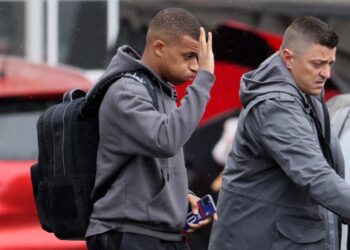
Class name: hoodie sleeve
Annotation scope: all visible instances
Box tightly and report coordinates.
[254,98,350,220]
[101,70,215,158]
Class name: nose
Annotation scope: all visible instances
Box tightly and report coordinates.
[189,58,199,73]
[320,64,331,79]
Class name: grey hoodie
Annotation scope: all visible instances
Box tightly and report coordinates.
[209,52,347,250]
[86,45,215,240]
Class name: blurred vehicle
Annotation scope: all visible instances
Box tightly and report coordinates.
[327,94,350,250]
[0,55,91,250]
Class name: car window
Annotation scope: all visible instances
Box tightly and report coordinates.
[0,99,59,160]
[0,111,41,160]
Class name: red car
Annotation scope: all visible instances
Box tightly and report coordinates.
[0,56,90,250]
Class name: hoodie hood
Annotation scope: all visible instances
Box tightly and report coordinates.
[86,45,176,106]
[86,45,175,103]
[98,45,169,86]
[240,52,305,108]
[99,45,144,81]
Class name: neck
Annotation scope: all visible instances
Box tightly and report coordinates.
[141,48,162,78]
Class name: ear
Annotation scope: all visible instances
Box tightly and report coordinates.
[153,40,165,58]
[280,48,294,70]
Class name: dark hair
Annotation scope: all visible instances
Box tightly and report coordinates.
[147,8,201,41]
[281,16,338,52]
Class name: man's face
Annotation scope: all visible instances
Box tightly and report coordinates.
[159,35,199,85]
[288,43,336,95]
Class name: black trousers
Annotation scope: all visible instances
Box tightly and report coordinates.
[86,231,190,250]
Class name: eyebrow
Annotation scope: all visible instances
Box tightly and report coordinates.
[183,52,198,57]
[310,58,335,63]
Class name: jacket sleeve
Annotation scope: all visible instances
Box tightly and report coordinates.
[104,70,215,158]
[256,98,350,220]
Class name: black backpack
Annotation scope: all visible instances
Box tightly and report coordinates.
[30,71,158,240]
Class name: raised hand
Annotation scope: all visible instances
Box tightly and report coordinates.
[198,27,214,74]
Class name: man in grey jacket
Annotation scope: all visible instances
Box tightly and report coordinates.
[209,16,349,250]
[86,8,216,250]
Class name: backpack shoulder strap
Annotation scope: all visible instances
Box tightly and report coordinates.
[86,73,124,108]
[123,71,159,110]
[85,71,159,112]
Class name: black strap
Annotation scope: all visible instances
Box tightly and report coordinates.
[83,71,159,116]
[123,71,159,110]
[140,74,159,111]
[306,95,336,173]
[321,96,331,145]
[86,73,124,107]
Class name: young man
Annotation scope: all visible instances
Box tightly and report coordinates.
[209,16,349,250]
[86,8,216,250]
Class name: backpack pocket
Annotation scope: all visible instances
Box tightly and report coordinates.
[48,175,88,239]
[30,163,53,232]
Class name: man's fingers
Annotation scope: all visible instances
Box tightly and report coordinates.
[200,27,206,45]
[199,218,212,226]
[198,28,203,52]
[199,27,207,55]
[185,214,217,234]
[197,27,214,74]
[207,31,212,53]
[187,222,203,232]
[188,194,199,214]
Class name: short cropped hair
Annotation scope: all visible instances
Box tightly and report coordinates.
[146,8,201,43]
[280,16,338,54]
